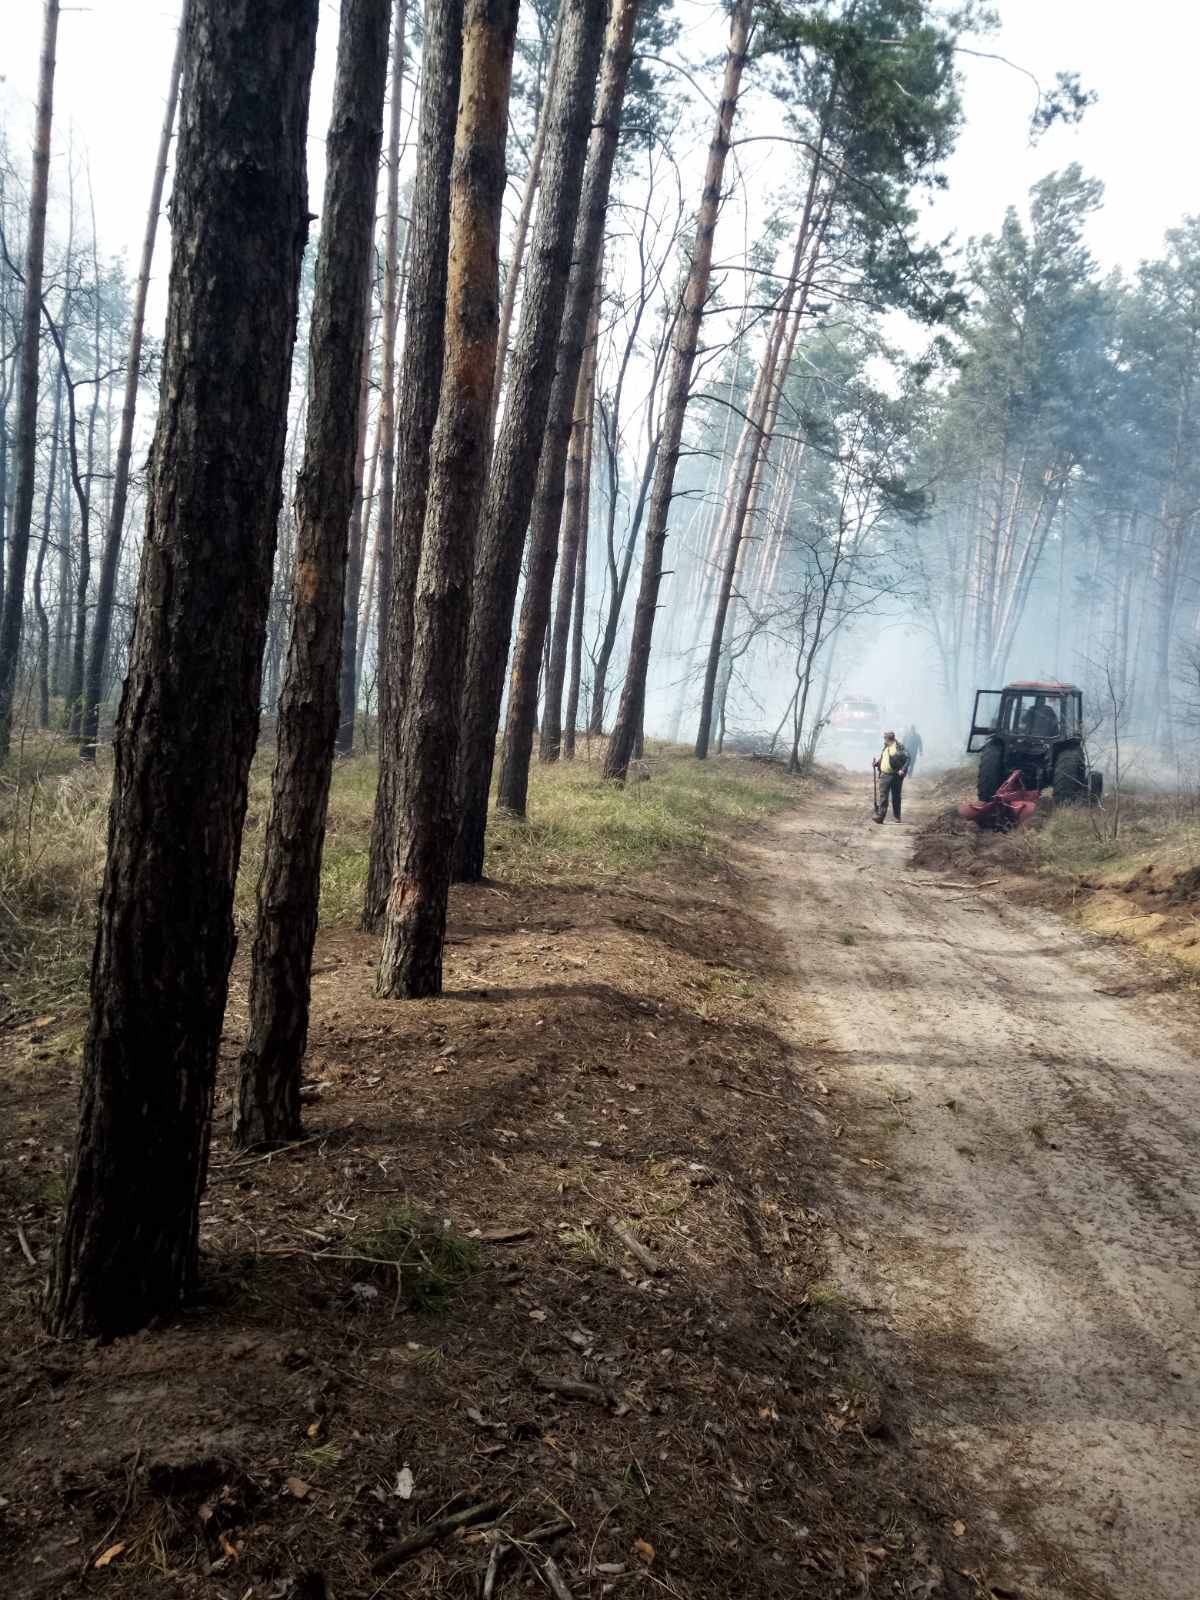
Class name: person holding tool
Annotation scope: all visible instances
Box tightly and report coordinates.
[872,729,910,823]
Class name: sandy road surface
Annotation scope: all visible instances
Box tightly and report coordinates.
[753,777,1200,1600]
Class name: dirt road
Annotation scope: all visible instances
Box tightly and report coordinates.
[755,776,1200,1600]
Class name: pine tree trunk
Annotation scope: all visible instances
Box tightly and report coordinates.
[562,387,592,759]
[374,0,518,999]
[235,0,390,1149]
[539,281,598,763]
[373,0,407,678]
[80,3,187,761]
[362,0,464,930]
[589,428,658,734]
[65,218,105,742]
[489,14,564,442]
[0,0,60,758]
[45,0,319,1340]
[453,0,609,879]
[603,0,753,781]
[33,364,65,730]
[336,274,377,755]
[52,456,70,700]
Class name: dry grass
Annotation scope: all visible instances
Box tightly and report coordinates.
[0,734,800,1016]
[1035,787,1200,883]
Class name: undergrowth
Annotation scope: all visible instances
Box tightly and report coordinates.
[1035,788,1200,883]
[0,733,799,1014]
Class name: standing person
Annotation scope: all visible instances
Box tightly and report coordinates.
[873,729,909,823]
[902,723,923,777]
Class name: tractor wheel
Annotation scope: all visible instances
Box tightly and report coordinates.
[977,742,1005,801]
[1053,746,1087,805]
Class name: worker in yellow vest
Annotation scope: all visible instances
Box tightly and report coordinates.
[873,729,910,823]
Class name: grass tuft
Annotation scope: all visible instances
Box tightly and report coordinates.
[352,1205,480,1313]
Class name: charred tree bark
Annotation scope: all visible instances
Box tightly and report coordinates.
[462,0,633,848]
[44,0,319,1340]
[80,4,187,760]
[235,0,389,1149]
[539,282,598,763]
[602,0,753,782]
[375,0,518,999]
[362,0,464,930]
[454,0,608,876]
[0,0,60,758]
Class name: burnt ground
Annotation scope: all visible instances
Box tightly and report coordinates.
[0,804,985,1600]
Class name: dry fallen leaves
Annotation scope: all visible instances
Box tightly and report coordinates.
[94,1543,125,1569]
[633,1538,656,1566]
[286,1476,312,1500]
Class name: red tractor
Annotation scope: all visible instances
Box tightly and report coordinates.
[967,681,1102,804]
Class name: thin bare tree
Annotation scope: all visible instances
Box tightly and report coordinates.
[603,0,754,780]
[0,0,61,757]
[79,4,188,760]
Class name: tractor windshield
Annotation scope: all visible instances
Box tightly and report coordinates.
[1002,692,1078,738]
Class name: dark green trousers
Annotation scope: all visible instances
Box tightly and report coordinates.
[875,772,903,820]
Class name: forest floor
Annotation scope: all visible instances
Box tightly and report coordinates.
[2,753,1197,1599]
[0,751,977,1600]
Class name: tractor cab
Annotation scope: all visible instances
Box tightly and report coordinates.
[967,681,1099,804]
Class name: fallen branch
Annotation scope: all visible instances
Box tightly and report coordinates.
[543,1554,575,1600]
[607,1217,665,1276]
[211,1134,323,1172]
[734,1084,794,1106]
[534,1375,615,1408]
[16,1225,37,1268]
[370,1497,509,1576]
[908,879,998,891]
[483,1539,505,1600]
[482,1519,573,1599]
[522,1519,574,1545]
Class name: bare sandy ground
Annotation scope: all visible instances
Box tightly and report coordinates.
[753,777,1200,1600]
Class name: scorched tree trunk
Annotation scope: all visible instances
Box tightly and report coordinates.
[235,0,390,1148]
[492,0,641,814]
[375,0,518,999]
[362,0,464,931]
[45,0,319,1339]
[452,0,608,881]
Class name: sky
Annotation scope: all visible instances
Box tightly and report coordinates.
[2,0,1196,296]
